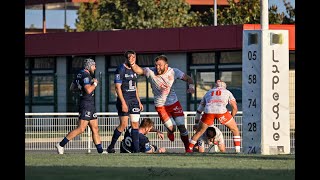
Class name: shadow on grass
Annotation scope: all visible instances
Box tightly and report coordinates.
[25,166,294,180]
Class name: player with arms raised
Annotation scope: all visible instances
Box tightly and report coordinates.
[129,55,195,153]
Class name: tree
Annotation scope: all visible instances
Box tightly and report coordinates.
[76,0,202,31]
[75,2,100,31]
[282,0,295,24]
[197,0,291,26]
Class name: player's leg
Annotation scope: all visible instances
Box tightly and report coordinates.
[170,101,190,152]
[175,116,190,152]
[56,109,90,154]
[155,106,176,141]
[88,114,104,154]
[218,112,241,153]
[224,118,241,153]
[128,99,141,153]
[129,114,140,153]
[107,115,128,153]
[107,100,129,153]
[188,121,209,151]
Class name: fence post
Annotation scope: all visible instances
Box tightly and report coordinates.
[87,127,91,153]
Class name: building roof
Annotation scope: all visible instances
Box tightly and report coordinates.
[25,24,295,57]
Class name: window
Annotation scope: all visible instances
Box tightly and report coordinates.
[219,71,242,111]
[220,51,242,63]
[25,76,29,103]
[25,57,56,106]
[71,56,93,72]
[25,58,30,70]
[191,52,215,64]
[34,57,55,69]
[110,56,124,67]
[189,51,242,111]
[32,75,55,103]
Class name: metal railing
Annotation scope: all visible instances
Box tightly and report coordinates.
[25,112,295,154]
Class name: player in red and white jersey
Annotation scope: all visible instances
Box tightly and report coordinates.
[193,125,226,153]
[130,55,195,152]
[188,80,241,153]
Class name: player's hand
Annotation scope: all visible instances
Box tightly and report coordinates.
[187,87,195,94]
[92,78,98,87]
[158,147,166,153]
[157,131,164,140]
[122,103,128,113]
[139,102,144,112]
[187,84,195,93]
[128,54,136,66]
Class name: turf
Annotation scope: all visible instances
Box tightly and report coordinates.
[25,152,295,180]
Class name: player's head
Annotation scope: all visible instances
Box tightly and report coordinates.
[83,58,96,74]
[139,118,154,134]
[124,50,136,66]
[215,80,227,89]
[206,126,217,139]
[154,55,168,75]
[124,50,136,59]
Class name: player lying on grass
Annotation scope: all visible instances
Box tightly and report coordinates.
[120,118,166,153]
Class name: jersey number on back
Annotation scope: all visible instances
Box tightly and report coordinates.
[211,90,221,96]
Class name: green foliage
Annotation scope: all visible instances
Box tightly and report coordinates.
[76,0,202,31]
[75,0,294,32]
[75,2,100,31]
[282,0,295,24]
[198,0,294,26]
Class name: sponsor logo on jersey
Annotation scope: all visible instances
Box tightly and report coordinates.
[84,77,90,84]
[115,74,120,80]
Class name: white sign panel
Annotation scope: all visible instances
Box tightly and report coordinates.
[242,30,290,155]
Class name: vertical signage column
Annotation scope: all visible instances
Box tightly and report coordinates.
[242,30,262,154]
[242,30,290,155]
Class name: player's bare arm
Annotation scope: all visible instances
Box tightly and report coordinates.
[230,100,238,117]
[84,78,98,94]
[150,127,164,140]
[128,54,144,75]
[135,86,144,112]
[181,74,195,93]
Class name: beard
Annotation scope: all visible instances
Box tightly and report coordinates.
[157,68,165,75]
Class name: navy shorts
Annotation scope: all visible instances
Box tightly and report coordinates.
[79,103,97,121]
[116,98,140,116]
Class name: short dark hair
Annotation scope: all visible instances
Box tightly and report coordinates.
[154,54,168,63]
[140,118,154,128]
[206,127,217,138]
[124,50,136,59]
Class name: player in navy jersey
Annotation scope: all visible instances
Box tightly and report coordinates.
[107,50,144,153]
[56,58,106,154]
[120,118,166,153]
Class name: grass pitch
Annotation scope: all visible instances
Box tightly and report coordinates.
[25,152,295,180]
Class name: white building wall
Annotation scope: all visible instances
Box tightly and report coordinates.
[56,56,67,112]
[166,53,188,110]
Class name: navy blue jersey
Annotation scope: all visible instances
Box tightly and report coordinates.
[120,127,153,153]
[72,69,97,120]
[73,69,95,103]
[114,64,138,99]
